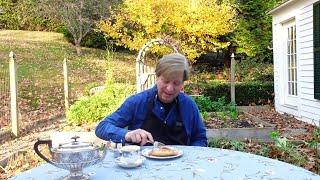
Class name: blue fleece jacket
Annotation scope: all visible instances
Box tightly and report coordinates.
[95,86,208,146]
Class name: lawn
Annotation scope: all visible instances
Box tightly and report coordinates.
[0,30,136,130]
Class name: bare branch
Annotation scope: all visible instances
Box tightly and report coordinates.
[39,0,117,55]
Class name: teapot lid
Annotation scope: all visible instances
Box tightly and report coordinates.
[55,136,95,152]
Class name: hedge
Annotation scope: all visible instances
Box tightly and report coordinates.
[185,81,274,105]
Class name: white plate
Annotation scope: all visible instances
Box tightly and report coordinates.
[115,156,146,168]
[141,148,183,159]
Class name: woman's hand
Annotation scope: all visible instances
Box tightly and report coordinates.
[125,129,154,146]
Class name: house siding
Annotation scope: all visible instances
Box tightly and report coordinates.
[272,0,320,125]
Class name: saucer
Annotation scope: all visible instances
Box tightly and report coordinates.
[121,145,140,152]
[115,156,146,168]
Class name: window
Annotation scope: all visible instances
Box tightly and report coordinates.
[287,24,297,96]
[314,1,320,100]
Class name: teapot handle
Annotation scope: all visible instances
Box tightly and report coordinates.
[34,138,55,165]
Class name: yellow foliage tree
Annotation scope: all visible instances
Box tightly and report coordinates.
[99,0,236,61]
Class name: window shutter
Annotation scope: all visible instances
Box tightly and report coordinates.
[314,1,320,100]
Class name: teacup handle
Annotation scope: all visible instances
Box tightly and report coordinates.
[34,138,55,165]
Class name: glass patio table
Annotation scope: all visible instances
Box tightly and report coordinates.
[12,146,319,180]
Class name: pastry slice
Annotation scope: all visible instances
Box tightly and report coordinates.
[149,146,179,157]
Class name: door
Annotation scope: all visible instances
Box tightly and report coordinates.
[283,20,298,105]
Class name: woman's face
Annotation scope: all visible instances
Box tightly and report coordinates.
[156,72,184,104]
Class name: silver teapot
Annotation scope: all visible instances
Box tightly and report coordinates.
[34,135,106,180]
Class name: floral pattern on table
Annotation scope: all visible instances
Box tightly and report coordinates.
[12,146,319,180]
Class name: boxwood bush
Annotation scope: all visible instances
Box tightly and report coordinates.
[67,83,135,125]
[185,81,274,105]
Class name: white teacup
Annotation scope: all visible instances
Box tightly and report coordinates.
[119,145,141,165]
[121,145,140,153]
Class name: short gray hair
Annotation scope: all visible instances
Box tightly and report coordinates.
[155,53,189,81]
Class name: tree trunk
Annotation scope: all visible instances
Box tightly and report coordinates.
[224,45,231,68]
[75,40,82,56]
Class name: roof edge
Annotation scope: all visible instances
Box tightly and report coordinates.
[268,0,297,15]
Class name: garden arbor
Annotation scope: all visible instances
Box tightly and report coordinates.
[135,39,179,93]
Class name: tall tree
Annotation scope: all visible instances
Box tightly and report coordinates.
[99,0,236,61]
[232,0,282,62]
[40,0,115,55]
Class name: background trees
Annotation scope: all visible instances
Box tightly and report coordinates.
[39,0,116,55]
[99,0,236,60]
[0,0,282,62]
[0,0,60,31]
[231,0,282,62]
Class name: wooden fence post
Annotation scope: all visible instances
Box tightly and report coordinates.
[9,51,19,137]
[63,58,69,114]
[230,53,235,104]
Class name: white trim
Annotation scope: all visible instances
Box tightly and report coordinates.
[280,19,299,106]
[269,0,319,15]
[268,0,297,15]
[280,17,295,24]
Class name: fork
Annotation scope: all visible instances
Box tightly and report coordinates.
[147,141,165,148]
[154,141,166,148]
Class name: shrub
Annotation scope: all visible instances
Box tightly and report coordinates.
[67,83,135,125]
[208,137,245,151]
[209,136,306,167]
[83,82,103,96]
[193,96,238,121]
[307,126,320,148]
[57,26,107,49]
[0,0,61,31]
[236,60,274,82]
[191,59,273,82]
[186,81,274,105]
[211,97,229,112]
[268,131,307,166]
[193,96,214,112]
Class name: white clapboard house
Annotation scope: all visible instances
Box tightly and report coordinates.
[269,0,320,125]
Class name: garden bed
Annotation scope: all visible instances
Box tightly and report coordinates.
[206,106,319,174]
[205,106,275,141]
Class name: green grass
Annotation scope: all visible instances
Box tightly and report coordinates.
[0,30,67,43]
[0,30,136,126]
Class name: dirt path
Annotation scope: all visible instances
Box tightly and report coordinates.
[0,118,63,179]
[0,119,62,161]
[246,106,317,141]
